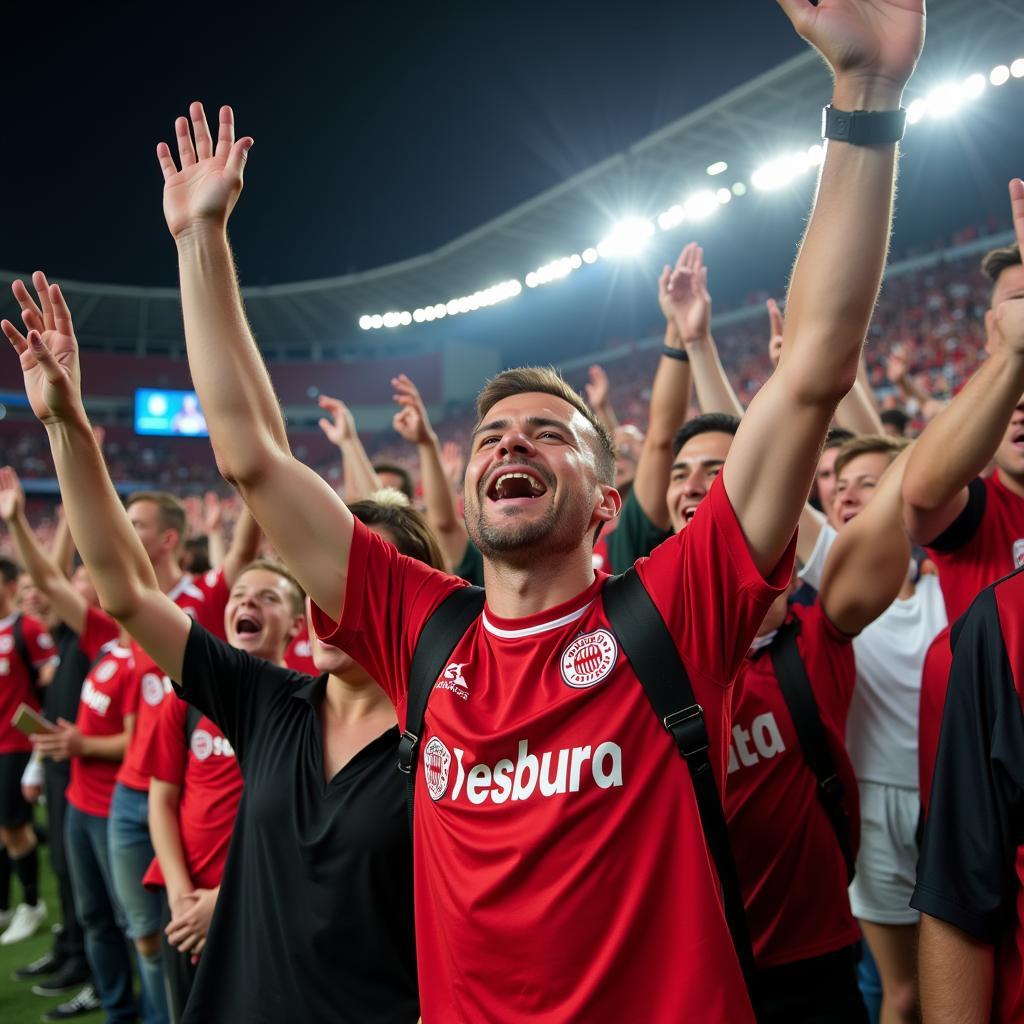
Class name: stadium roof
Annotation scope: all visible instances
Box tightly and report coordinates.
[1,0,1020,355]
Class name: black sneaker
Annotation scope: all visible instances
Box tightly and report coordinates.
[12,952,63,981]
[32,959,91,997]
[41,984,101,1020]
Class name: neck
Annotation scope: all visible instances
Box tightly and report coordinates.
[996,466,1024,501]
[323,673,394,724]
[481,546,596,619]
[0,600,13,621]
[154,557,185,596]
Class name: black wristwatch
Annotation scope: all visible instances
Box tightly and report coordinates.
[822,104,907,145]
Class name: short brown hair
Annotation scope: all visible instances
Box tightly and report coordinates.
[125,491,187,546]
[981,243,1021,285]
[235,558,306,617]
[349,496,446,571]
[475,366,616,485]
[834,434,910,480]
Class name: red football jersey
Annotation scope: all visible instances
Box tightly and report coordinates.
[117,573,224,792]
[726,602,860,968]
[917,624,953,815]
[284,627,316,676]
[140,697,242,891]
[313,476,794,1024]
[928,472,1024,622]
[66,639,134,818]
[0,612,56,754]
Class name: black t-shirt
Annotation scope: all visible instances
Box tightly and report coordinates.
[45,623,92,723]
[176,622,418,1024]
[606,488,673,572]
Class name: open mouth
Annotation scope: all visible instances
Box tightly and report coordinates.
[841,509,859,524]
[486,468,548,503]
[234,614,263,637]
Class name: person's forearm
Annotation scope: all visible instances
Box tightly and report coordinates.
[632,341,693,528]
[416,436,470,571]
[50,513,75,578]
[43,413,161,621]
[593,399,619,436]
[339,436,382,503]
[919,915,993,1024]
[683,332,744,417]
[149,789,194,902]
[780,78,903,407]
[899,373,932,409]
[220,506,262,586]
[206,523,226,571]
[79,731,129,760]
[903,348,1024,514]
[836,357,883,434]
[7,508,87,633]
[175,226,289,485]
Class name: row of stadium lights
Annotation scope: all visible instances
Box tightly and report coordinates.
[359,58,1024,332]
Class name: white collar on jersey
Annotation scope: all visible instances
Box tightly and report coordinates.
[0,611,17,631]
[482,600,594,640]
[747,630,778,656]
[166,574,203,602]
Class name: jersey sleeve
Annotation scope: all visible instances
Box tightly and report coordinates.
[910,587,1024,942]
[177,621,300,762]
[140,695,188,786]
[606,487,673,572]
[797,521,837,591]
[21,616,57,666]
[634,475,796,687]
[797,602,856,729]
[925,476,986,553]
[310,518,467,705]
[196,568,230,638]
[78,606,120,662]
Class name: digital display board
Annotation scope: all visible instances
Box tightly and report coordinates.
[134,389,209,437]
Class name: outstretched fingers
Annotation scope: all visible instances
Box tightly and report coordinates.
[156,142,178,181]
[1011,178,1024,251]
[48,283,75,336]
[175,116,197,168]
[1,319,28,356]
[767,298,785,336]
[215,106,235,159]
[25,330,62,380]
[225,136,253,180]
[190,101,214,161]
[12,278,44,332]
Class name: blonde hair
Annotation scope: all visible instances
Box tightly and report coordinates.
[235,558,306,617]
[833,434,910,480]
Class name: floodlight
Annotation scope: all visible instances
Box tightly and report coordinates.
[597,217,655,258]
[358,315,372,330]
[716,188,732,205]
[413,309,425,323]
[1012,58,1024,79]
[962,73,986,99]
[706,161,728,176]
[684,190,718,220]
[526,272,538,288]
[582,247,598,264]
[731,182,747,197]
[570,254,582,269]
[371,315,383,329]
[991,65,1010,86]
[657,206,684,231]
[907,98,926,125]
[399,311,412,326]
[925,83,962,118]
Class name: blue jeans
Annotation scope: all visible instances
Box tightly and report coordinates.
[108,783,168,1024]
[64,804,137,1023]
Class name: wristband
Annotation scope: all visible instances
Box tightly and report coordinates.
[821,104,907,145]
[661,346,690,363]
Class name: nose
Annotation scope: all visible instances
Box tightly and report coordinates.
[683,467,708,498]
[496,428,536,460]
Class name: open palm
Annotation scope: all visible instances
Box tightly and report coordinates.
[663,242,711,341]
[157,102,253,240]
[1,273,82,424]
[0,466,25,521]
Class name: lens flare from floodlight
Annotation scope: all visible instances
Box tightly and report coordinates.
[570,254,582,269]
[807,144,825,166]
[413,309,425,323]
[907,98,926,125]
[358,315,372,330]
[582,247,598,264]
[716,188,732,205]
[1012,58,1024,79]
[962,73,986,100]
[752,150,810,191]
[706,161,728,176]
[684,190,718,221]
[371,315,383,329]
[526,272,538,288]
[597,217,655,258]
[926,83,962,118]
[731,182,747,197]
[399,311,412,326]
[991,64,1011,86]
[657,205,684,231]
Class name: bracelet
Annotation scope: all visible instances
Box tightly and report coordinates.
[661,346,690,363]
[821,105,907,145]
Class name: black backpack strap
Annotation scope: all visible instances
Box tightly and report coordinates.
[769,618,857,884]
[12,615,41,696]
[184,704,203,745]
[399,585,486,835]
[602,568,759,1008]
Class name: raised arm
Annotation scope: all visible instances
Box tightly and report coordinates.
[317,394,382,502]
[836,356,883,435]
[902,181,1024,544]
[158,102,353,619]
[219,503,262,586]
[817,446,912,635]
[719,0,923,575]
[50,506,75,578]
[2,275,191,681]
[391,373,469,571]
[201,491,227,570]
[583,365,619,435]
[665,244,743,418]
[0,465,89,634]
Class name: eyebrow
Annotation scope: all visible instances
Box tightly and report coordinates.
[671,457,726,471]
[472,415,575,440]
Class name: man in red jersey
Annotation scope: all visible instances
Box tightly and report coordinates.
[0,554,55,946]
[134,1,923,1017]
[912,564,1024,1022]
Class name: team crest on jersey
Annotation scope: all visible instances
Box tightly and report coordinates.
[37,633,54,650]
[423,736,452,801]
[294,640,312,658]
[560,629,618,689]
[191,730,213,761]
[141,672,168,707]
[434,662,470,701]
[0,636,12,655]
[1014,539,1024,569]
[93,659,117,683]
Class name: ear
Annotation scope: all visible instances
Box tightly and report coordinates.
[288,614,305,641]
[593,484,622,527]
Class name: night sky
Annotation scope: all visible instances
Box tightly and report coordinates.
[1,2,805,288]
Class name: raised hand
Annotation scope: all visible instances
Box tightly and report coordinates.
[777,0,925,93]
[886,343,909,385]
[391,374,434,446]
[993,179,1024,356]
[662,243,711,342]
[202,491,224,533]
[156,102,253,241]
[0,466,25,522]
[585,365,610,410]
[767,298,785,368]
[1,272,84,425]
[317,394,356,446]
[440,441,465,490]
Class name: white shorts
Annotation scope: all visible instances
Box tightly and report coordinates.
[848,781,921,926]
